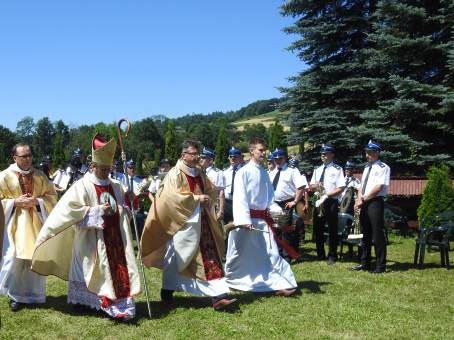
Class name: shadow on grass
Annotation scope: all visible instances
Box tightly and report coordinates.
[387,261,447,272]
[297,280,331,294]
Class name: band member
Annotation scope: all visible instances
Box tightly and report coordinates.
[269,148,308,260]
[0,143,57,311]
[199,147,225,222]
[121,159,146,238]
[32,134,140,321]
[267,153,276,173]
[223,147,243,224]
[310,144,345,264]
[52,148,87,191]
[224,138,297,296]
[110,159,126,183]
[39,155,52,180]
[140,140,237,311]
[339,161,361,215]
[353,140,390,273]
[147,159,171,195]
[288,157,299,169]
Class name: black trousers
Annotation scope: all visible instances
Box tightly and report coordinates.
[224,199,233,224]
[359,197,387,269]
[276,198,304,257]
[313,198,339,258]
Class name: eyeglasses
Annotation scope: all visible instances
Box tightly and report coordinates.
[15,154,33,159]
[183,151,199,156]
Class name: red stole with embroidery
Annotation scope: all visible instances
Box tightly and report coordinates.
[93,184,131,300]
[184,174,224,280]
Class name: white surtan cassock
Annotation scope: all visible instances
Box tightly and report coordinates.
[224,160,297,292]
[0,164,57,304]
[32,135,140,320]
[141,160,230,298]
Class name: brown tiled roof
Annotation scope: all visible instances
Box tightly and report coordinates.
[353,175,454,196]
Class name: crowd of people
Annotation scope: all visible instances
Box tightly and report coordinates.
[0,133,390,322]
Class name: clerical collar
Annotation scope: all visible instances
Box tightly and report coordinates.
[178,160,199,177]
[85,171,111,186]
[9,163,34,175]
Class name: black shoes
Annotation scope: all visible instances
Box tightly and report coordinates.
[351,264,370,271]
[372,267,386,274]
[160,289,174,303]
[351,264,386,273]
[327,256,336,265]
[9,300,22,312]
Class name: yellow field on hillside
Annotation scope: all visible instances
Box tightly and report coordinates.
[232,110,290,131]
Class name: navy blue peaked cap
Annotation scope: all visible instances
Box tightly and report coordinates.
[320,143,335,153]
[364,140,382,152]
[201,147,216,159]
[228,147,241,156]
[273,148,287,159]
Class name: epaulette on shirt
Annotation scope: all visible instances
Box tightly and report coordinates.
[378,161,386,168]
[333,163,342,170]
[211,167,220,172]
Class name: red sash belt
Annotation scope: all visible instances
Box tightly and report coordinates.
[249,209,300,260]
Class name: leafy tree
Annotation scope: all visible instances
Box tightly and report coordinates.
[417,164,454,227]
[164,120,179,164]
[33,117,55,161]
[135,152,144,176]
[242,123,268,144]
[125,118,163,162]
[52,133,66,170]
[16,116,35,145]
[215,125,228,169]
[0,125,18,169]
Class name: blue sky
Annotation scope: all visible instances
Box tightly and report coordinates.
[0,1,303,131]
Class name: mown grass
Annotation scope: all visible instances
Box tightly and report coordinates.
[1,234,453,339]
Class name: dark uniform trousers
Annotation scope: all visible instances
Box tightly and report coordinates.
[313,197,339,258]
[224,199,233,225]
[359,196,386,270]
[275,199,304,257]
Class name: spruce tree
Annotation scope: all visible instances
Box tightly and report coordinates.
[281,0,379,169]
[164,120,178,164]
[215,125,228,169]
[351,0,454,174]
[268,120,287,151]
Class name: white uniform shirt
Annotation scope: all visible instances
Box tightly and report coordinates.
[269,163,308,202]
[120,175,144,196]
[361,160,390,197]
[310,162,345,198]
[205,165,225,189]
[223,164,243,200]
[339,175,361,201]
[233,161,274,226]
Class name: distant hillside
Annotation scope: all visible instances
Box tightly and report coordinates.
[168,98,286,129]
[231,109,290,131]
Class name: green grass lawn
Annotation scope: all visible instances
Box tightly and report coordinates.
[1,234,453,339]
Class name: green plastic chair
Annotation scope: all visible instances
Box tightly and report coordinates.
[414,220,452,269]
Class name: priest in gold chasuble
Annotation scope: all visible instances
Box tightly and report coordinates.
[0,143,57,311]
[141,140,237,310]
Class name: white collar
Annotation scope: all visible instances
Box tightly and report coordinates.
[322,162,333,168]
[85,171,111,186]
[9,163,34,175]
